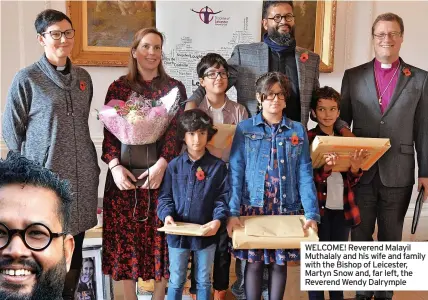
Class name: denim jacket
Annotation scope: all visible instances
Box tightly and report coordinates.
[229,112,320,222]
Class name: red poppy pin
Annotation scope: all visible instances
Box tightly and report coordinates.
[403,67,411,77]
[196,167,205,181]
[79,80,87,91]
[300,52,309,63]
[291,132,299,145]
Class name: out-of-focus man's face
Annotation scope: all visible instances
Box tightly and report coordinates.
[0,184,74,300]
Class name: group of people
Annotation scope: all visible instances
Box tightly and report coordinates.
[1,2,427,300]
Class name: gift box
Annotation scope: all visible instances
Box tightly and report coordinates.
[310,136,391,172]
[207,124,236,162]
[232,215,318,249]
[157,222,211,236]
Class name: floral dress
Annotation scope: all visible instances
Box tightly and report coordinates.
[101,76,186,281]
[233,123,301,265]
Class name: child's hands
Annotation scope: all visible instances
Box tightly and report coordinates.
[349,149,368,174]
[323,153,338,172]
[201,220,221,236]
[165,216,176,226]
[227,217,243,237]
[303,219,318,232]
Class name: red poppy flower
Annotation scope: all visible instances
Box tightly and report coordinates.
[300,52,309,63]
[196,167,205,181]
[80,80,87,91]
[403,67,411,77]
[291,135,299,145]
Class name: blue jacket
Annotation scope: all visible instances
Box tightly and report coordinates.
[228,112,320,222]
[157,150,229,250]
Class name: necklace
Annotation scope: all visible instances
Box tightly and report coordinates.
[374,63,400,106]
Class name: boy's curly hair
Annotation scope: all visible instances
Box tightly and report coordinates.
[177,109,218,142]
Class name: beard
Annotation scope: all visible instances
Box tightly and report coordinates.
[0,256,67,300]
[268,24,296,46]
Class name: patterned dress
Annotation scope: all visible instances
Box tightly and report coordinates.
[233,123,301,265]
[101,77,186,281]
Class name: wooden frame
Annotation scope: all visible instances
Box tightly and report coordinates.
[314,0,337,72]
[66,1,155,66]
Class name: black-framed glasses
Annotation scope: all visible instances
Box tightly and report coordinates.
[267,13,295,23]
[41,29,75,40]
[0,223,65,251]
[264,92,286,101]
[373,31,402,40]
[203,71,229,79]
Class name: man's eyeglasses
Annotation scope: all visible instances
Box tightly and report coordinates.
[41,29,75,40]
[203,71,229,79]
[263,92,286,101]
[267,14,295,23]
[373,32,402,40]
[0,223,65,251]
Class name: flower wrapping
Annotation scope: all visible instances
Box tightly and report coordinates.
[98,87,180,145]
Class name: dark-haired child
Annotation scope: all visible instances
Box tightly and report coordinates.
[191,53,249,300]
[307,86,366,300]
[157,109,229,300]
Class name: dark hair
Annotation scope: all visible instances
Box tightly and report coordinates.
[255,71,291,102]
[0,152,73,233]
[126,27,170,91]
[177,109,218,141]
[372,13,404,36]
[196,53,229,78]
[262,1,294,19]
[310,86,341,122]
[34,9,73,34]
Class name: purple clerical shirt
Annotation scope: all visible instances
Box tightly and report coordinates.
[374,59,400,113]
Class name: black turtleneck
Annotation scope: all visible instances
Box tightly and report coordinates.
[268,48,301,122]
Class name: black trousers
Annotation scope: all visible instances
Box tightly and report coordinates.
[190,227,231,293]
[352,172,412,299]
[308,209,350,300]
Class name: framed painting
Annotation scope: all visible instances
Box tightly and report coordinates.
[66,1,155,66]
[262,0,337,72]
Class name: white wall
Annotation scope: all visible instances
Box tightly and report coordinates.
[1,1,427,215]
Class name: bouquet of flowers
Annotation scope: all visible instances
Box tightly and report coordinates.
[98,87,180,145]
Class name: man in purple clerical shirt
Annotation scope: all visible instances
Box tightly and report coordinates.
[340,13,428,300]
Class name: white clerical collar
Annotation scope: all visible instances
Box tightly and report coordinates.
[381,63,392,69]
[56,65,66,71]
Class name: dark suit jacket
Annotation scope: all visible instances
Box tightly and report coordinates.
[189,42,320,126]
[340,58,428,187]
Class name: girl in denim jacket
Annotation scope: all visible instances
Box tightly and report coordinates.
[227,72,320,300]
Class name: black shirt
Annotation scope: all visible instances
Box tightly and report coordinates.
[268,48,301,122]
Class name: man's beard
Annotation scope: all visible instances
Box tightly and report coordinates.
[268,24,296,47]
[0,256,67,300]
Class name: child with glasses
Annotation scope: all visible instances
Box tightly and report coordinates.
[187,53,248,300]
[157,109,229,300]
[195,53,248,127]
[228,72,319,300]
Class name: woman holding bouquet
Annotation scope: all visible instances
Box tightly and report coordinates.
[227,72,320,300]
[101,28,187,300]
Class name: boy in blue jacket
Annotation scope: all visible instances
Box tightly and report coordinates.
[157,109,229,300]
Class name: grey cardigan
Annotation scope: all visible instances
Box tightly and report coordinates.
[2,55,100,235]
